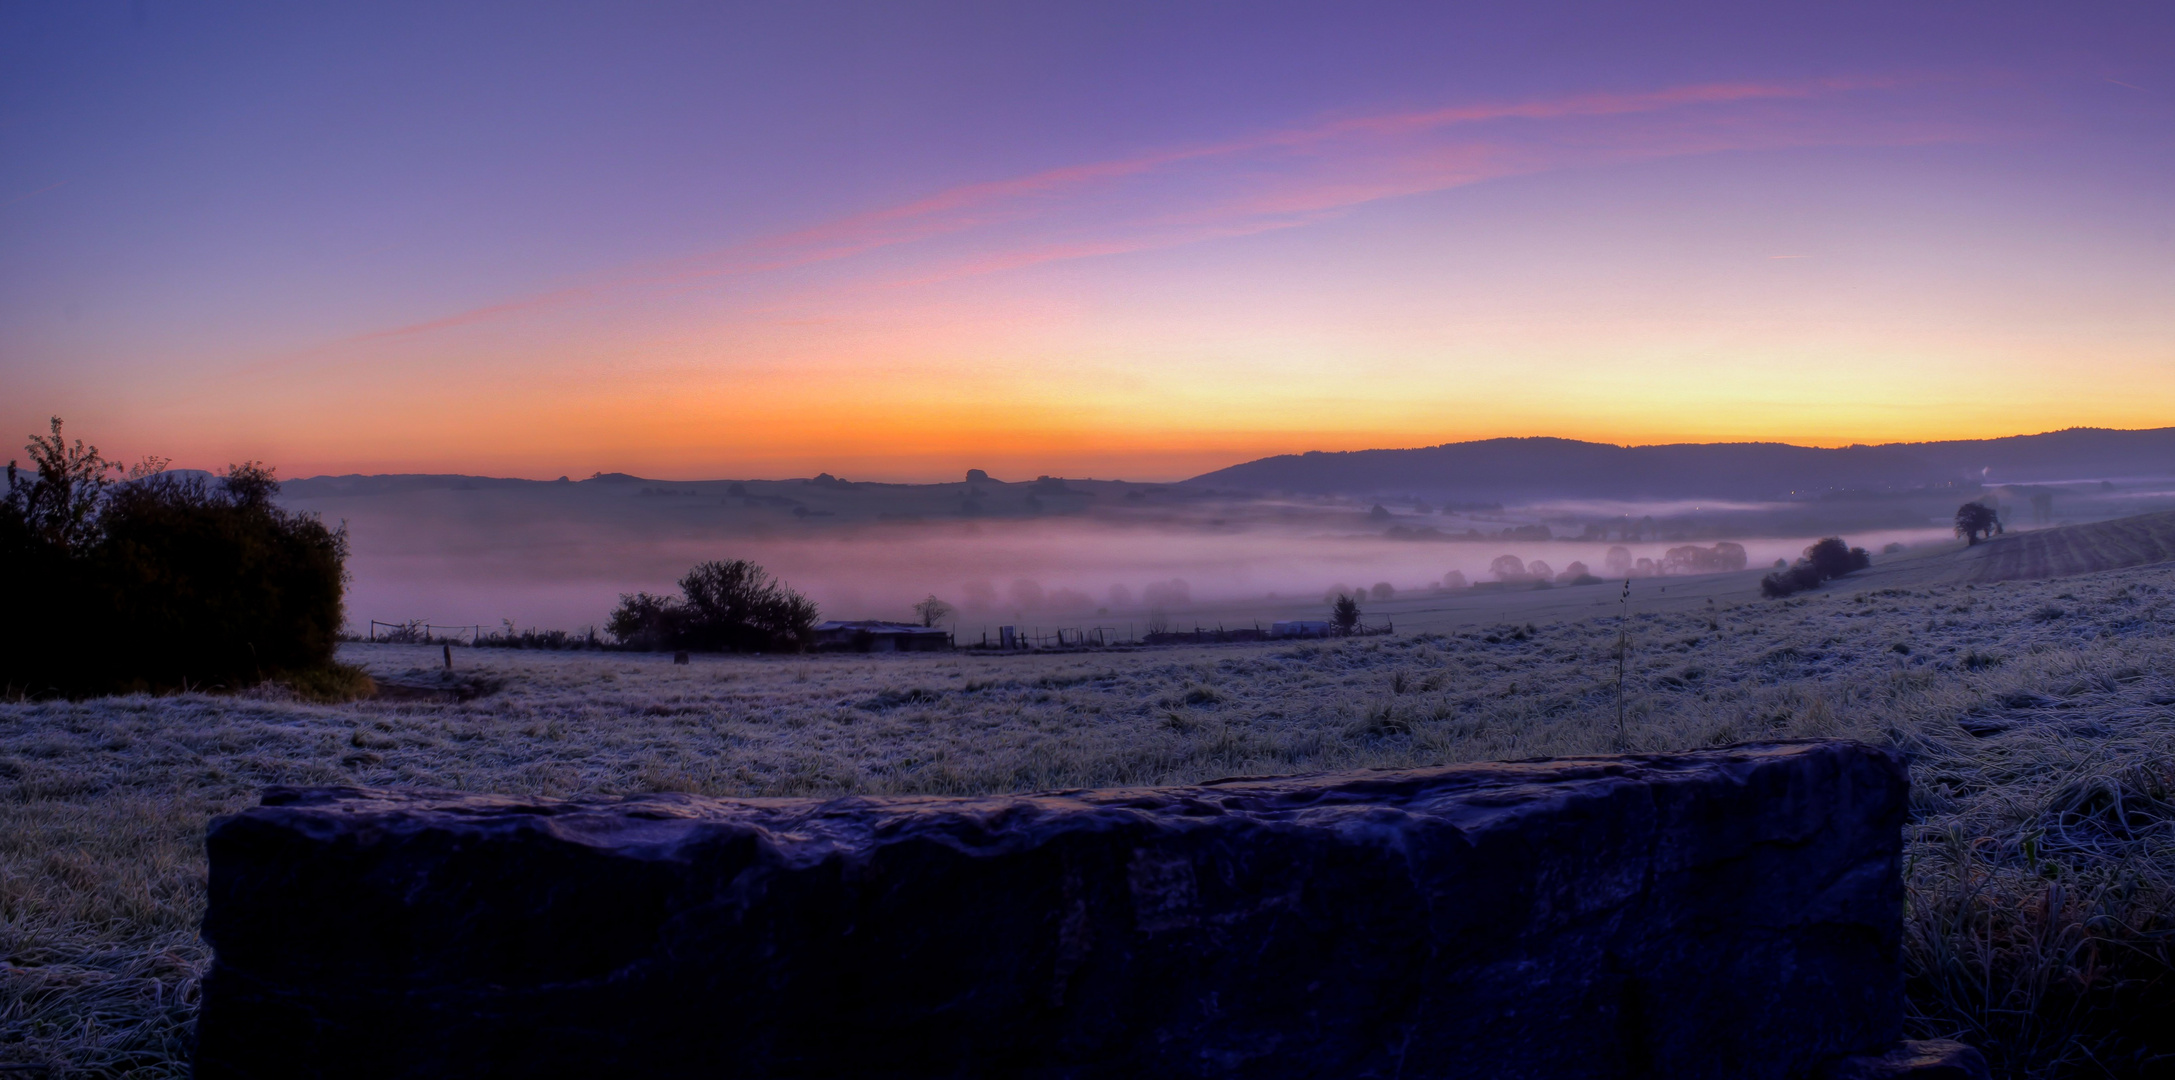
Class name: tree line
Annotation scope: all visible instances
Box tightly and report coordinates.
[0,419,350,697]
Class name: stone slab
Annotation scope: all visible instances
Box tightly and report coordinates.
[198,740,1908,1079]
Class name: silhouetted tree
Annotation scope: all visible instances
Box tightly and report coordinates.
[605,592,682,651]
[913,595,954,627]
[608,559,817,652]
[91,467,349,687]
[1332,593,1362,635]
[1955,502,2000,546]
[1,420,349,696]
[4,417,111,553]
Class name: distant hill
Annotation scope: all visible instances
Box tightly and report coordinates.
[1185,428,2175,502]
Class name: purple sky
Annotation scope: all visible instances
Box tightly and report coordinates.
[3,3,2171,480]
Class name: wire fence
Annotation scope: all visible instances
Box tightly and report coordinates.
[364,620,483,645]
[354,617,1390,652]
[966,620,1393,650]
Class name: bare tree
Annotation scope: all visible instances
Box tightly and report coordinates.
[912,595,954,628]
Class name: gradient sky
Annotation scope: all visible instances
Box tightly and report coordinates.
[4,2,2172,482]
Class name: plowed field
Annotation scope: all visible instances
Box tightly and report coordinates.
[1869,509,2175,587]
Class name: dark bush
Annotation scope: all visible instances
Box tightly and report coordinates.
[605,592,683,651]
[1760,562,1824,598]
[0,421,348,697]
[608,559,818,652]
[475,621,604,650]
[1803,536,1872,579]
[1761,536,1871,599]
[1331,593,1362,635]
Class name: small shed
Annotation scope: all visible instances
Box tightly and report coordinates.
[1271,620,1335,639]
[813,621,953,653]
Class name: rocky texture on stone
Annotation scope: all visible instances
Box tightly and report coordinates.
[198,740,1908,1079]
[1819,1039,1992,1079]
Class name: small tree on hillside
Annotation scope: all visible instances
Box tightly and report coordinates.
[1332,593,1362,635]
[1955,502,2000,546]
[913,595,954,628]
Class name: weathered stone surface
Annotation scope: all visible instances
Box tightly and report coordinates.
[198,740,1907,1079]
[1820,1039,1992,1079]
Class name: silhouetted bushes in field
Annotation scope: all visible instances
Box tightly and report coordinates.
[474,622,606,650]
[1761,536,1872,598]
[0,419,349,697]
[607,559,818,652]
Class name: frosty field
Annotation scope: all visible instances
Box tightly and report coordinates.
[6,561,2175,1076]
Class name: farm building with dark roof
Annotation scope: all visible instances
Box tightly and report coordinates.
[812,620,953,653]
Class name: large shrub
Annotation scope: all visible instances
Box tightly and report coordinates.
[0,420,348,696]
[1760,536,1871,598]
[608,559,817,652]
[1331,593,1362,635]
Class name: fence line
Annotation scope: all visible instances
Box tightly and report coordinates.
[966,619,1392,651]
[366,620,483,645]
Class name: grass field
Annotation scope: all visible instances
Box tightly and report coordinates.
[1934,510,2175,585]
[6,558,2175,1075]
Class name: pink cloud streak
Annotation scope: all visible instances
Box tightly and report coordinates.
[320,74,1928,350]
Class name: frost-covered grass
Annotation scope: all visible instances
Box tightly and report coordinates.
[6,567,2175,1076]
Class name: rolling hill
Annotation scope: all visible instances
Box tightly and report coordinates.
[1187,428,2175,502]
[1867,509,2175,588]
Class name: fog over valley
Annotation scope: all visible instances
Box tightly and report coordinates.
[280,430,2175,634]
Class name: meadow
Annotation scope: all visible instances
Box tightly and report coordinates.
[5,560,2174,1076]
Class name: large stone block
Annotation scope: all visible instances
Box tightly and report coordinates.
[198,740,1908,1079]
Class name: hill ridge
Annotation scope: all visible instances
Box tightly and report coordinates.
[1185,427,2175,502]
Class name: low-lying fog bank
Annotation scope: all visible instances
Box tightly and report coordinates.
[279,472,2175,634]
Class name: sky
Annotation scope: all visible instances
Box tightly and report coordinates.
[3,2,2172,483]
